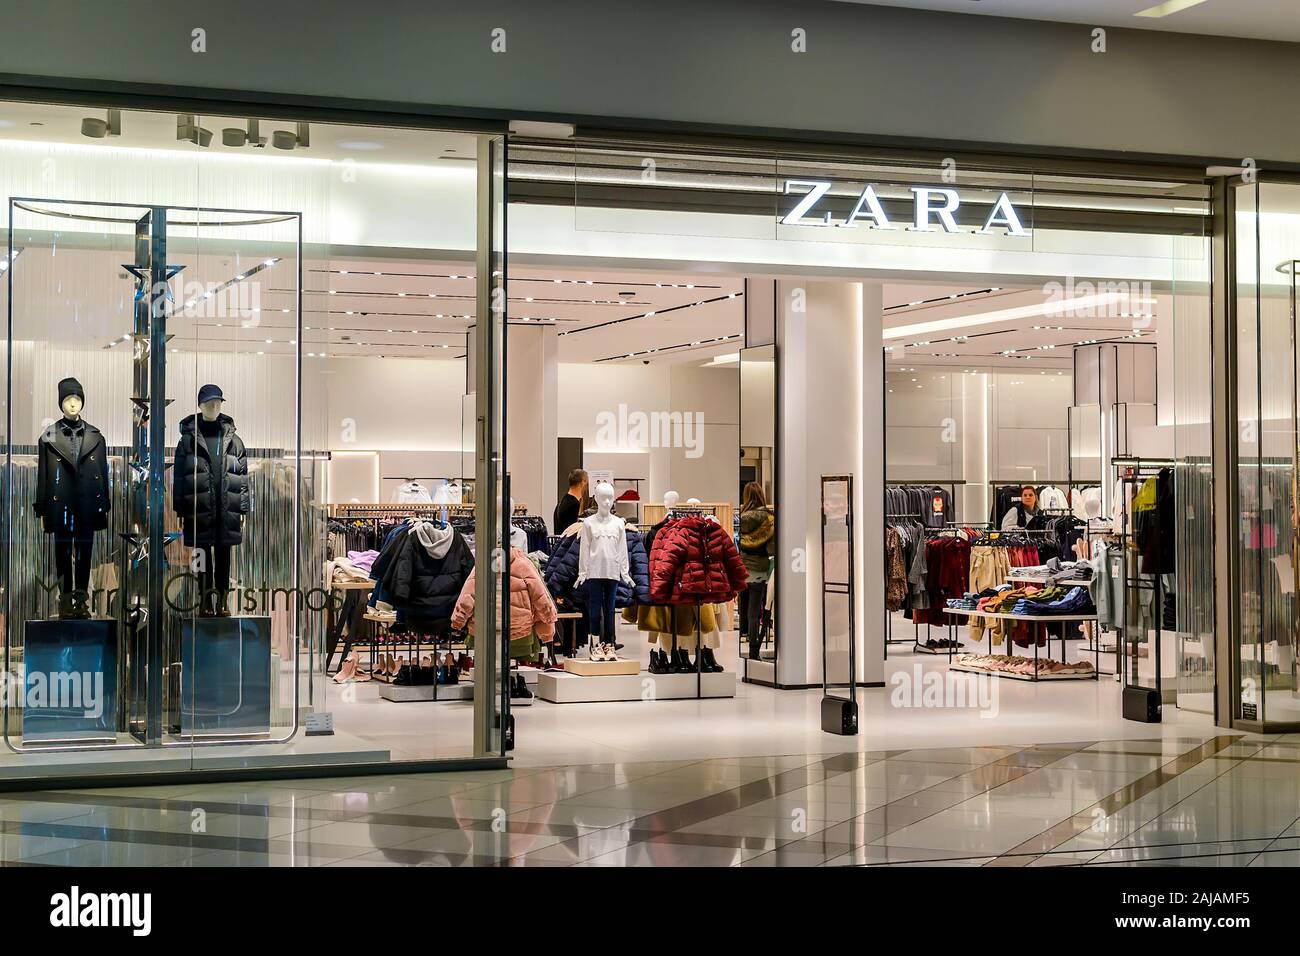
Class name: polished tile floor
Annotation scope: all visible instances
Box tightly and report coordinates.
[1,732,1298,866]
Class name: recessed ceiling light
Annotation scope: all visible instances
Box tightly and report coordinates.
[1134,0,1209,17]
[338,139,383,151]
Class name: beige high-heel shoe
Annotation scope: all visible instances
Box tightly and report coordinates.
[332,656,357,683]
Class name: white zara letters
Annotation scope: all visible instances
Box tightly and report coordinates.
[780,179,1027,236]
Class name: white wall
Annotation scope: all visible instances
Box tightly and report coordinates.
[885,367,1072,520]
[556,361,739,505]
[506,324,558,517]
[321,355,466,503]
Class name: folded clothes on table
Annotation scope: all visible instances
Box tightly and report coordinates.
[1011,586,1095,616]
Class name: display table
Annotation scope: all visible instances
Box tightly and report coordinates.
[22,618,119,743]
[942,607,1099,681]
[325,578,374,674]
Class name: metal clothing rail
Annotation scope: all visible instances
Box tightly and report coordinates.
[1112,456,1174,720]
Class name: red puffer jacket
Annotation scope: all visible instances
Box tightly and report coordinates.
[648,515,749,605]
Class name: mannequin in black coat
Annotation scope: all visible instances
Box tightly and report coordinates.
[33,377,110,617]
[173,386,250,615]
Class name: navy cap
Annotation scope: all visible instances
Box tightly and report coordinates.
[197,383,225,405]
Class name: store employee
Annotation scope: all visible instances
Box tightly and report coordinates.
[553,468,588,534]
[1000,485,1042,530]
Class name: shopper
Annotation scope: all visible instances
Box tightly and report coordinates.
[553,468,588,534]
[1000,485,1042,531]
[737,481,775,661]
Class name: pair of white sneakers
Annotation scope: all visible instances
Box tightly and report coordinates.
[588,642,620,662]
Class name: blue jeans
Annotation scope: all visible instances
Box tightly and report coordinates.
[586,578,618,642]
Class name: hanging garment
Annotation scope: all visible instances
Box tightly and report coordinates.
[1088,542,1126,630]
[381,522,475,628]
[1039,485,1069,511]
[432,480,463,505]
[1135,468,1176,575]
[451,546,557,642]
[392,480,433,504]
[885,527,908,611]
[912,536,972,626]
[648,515,748,605]
[621,602,718,636]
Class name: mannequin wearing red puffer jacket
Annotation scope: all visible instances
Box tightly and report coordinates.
[648,515,749,605]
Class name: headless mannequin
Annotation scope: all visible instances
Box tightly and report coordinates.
[576,483,632,655]
[50,393,95,609]
[197,397,232,615]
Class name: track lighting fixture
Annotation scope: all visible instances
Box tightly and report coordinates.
[222,118,266,148]
[272,122,311,151]
[176,114,213,148]
[80,109,121,139]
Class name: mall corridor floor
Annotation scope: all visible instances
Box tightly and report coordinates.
[2,734,1298,867]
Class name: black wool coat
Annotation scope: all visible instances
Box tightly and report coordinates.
[33,419,112,536]
[172,413,250,547]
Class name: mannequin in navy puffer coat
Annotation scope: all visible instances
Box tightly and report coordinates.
[545,528,650,608]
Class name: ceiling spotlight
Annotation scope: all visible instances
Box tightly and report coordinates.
[176,114,213,147]
[222,118,266,148]
[81,109,121,139]
[271,122,311,151]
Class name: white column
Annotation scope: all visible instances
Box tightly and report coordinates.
[776,279,883,688]
[506,324,558,519]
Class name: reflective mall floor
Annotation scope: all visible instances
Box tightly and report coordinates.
[1,733,1298,866]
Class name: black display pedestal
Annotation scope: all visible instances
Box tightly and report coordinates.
[179,616,272,737]
[22,618,119,744]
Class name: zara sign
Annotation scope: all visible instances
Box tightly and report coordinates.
[780,179,1028,236]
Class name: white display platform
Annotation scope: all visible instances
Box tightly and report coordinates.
[537,669,737,703]
[379,681,474,702]
[514,667,543,685]
[562,657,641,677]
[743,658,775,684]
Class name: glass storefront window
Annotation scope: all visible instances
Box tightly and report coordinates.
[0,101,509,786]
[1234,179,1300,728]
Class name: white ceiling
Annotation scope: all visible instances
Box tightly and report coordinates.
[834,0,1300,43]
[7,236,1158,371]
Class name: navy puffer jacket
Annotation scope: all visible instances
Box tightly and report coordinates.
[544,528,650,607]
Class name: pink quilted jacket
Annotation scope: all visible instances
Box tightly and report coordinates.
[451,548,557,640]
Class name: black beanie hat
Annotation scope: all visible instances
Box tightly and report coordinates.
[58,377,84,406]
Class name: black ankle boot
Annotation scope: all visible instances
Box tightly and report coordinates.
[702,647,724,673]
[675,648,694,673]
[648,650,664,674]
[748,639,762,661]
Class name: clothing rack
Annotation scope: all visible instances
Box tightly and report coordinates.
[1112,456,1174,717]
[884,512,923,652]
[667,504,718,516]
[887,479,963,526]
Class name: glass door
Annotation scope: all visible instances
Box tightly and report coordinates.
[174,201,305,766]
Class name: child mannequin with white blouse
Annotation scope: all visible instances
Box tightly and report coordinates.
[576,482,633,660]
